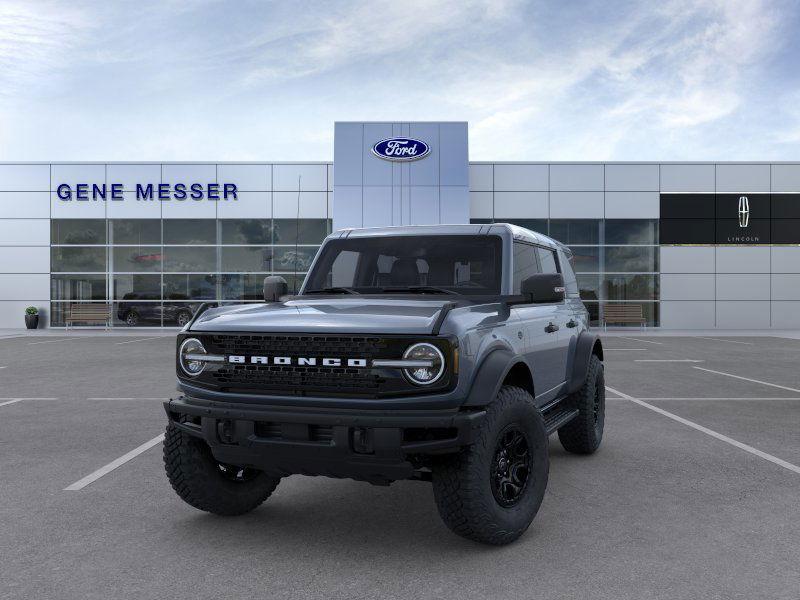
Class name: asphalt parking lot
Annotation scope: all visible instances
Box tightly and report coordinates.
[1,332,799,600]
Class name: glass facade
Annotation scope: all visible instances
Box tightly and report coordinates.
[50,218,331,327]
[473,218,660,326]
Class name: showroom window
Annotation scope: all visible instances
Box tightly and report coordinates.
[475,218,660,326]
[49,217,331,327]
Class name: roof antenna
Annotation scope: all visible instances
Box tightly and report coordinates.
[294,175,301,291]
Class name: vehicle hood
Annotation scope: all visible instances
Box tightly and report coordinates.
[189,298,454,334]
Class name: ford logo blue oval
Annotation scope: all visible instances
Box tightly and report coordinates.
[372,137,430,162]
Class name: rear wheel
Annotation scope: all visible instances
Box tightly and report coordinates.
[124,311,139,326]
[558,354,605,454]
[163,422,280,515]
[431,386,549,545]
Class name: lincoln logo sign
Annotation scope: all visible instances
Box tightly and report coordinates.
[372,137,430,161]
[738,195,750,228]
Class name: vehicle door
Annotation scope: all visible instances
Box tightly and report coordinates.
[556,247,585,383]
[535,245,572,395]
[510,241,562,401]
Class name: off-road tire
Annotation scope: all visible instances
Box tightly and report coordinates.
[163,422,280,515]
[558,354,604,454]
[431,385,549,545]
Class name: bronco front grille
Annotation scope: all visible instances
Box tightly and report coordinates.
[185,333,452,398]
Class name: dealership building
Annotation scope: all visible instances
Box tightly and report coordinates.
[1,121,799,330]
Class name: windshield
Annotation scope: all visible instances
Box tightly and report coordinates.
[302,235,503,296]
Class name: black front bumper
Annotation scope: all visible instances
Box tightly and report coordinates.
[164,395,485,483]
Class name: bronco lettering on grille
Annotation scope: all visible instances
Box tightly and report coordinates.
[227,355,369,367]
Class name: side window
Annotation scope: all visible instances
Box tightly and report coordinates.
[513,242,540,293]
[329,250,360,287]
[536,247,559,274]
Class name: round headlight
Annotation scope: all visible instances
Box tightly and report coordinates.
[179,337,206,377]
[403,342,445,386]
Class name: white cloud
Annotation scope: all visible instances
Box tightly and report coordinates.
[0,2,91,96]
[0,0,795,160]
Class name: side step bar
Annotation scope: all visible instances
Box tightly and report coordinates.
[543,407,579,435]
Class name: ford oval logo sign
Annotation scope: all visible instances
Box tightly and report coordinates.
[372,137,430,162]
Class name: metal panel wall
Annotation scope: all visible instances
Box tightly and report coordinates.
[332,122,469,230]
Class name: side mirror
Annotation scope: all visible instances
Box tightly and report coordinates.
[521,273,565,304]
[263,275,288,302]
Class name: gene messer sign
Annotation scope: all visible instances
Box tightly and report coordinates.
[56,182,238,201]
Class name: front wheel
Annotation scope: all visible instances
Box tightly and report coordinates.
[163,422,280,515]
[124,311,139,326]
[431,386,549,545]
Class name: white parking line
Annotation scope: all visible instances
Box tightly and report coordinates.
[28,337,92,345]
[115,337,164,345]
[604,348,647,351]
[617,336,663,345]
[86,397,169,401]
[606,385,800,476]
[0,365,7,369]
[64,434,165,491]
[608,397,800,401]
[635,359,704,363]
[0,397,58,406]
[695,337,753,345]
[693,367,800,394]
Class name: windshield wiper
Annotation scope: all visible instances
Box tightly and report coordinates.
[379,285,460,296]
[304,287,360,295]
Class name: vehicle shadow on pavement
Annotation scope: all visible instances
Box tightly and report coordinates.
[161,476,532,555]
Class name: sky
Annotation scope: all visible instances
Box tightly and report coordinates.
[1,0,799,162]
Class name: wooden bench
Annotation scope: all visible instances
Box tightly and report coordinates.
[65,303,111,329]
[603,304,646,330]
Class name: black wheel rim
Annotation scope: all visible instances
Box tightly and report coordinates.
[126,313,137,326]
[490,425,531,507]
[217,463,259,483]
[177,313,189,326]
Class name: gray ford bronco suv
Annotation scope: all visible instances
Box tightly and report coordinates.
[163,223,604,545]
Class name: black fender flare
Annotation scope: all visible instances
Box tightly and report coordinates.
[567,332,603,394]
[463,347,527,407]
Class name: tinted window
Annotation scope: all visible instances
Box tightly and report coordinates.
[513,242,540,294]
[51,219,106,244]
[113,274,161,300]
[163,219,216,244]
[605,246,658,272]
[111,220,160,244]
[112,246,161,272]
[163,274,217,300]
[605,220,659,245]
[549,220,600,245]
[221,247,272,272]
[304,235,503,295]
[536,247,559,274]
[163,247,216,272]
[51,247,106,272]
[220,219,271,244]
[51,274,107,301]
[273,219,329,245]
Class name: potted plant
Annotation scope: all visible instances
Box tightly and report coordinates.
[25,306,39,330]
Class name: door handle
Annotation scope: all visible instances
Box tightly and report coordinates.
[566,319,577,328]
[545,322,559,333]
